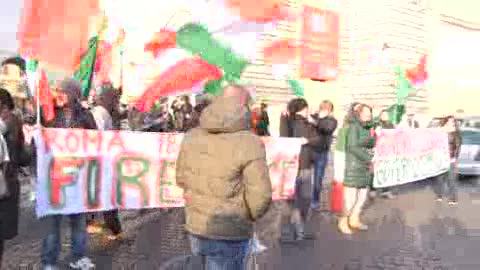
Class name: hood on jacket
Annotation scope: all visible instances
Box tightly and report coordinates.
[199,95,248,133]
[343,112,357,127]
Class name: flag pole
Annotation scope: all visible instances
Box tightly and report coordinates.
[120,48,124,91]
[36,75,41,126]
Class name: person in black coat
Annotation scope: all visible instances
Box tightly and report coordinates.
[308,100,338,210]
[281,98,318,240]
[0,88,25,268]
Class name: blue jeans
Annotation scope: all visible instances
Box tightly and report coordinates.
[312,151,329,207]
[189,234,250,270]
[41,214,87,266]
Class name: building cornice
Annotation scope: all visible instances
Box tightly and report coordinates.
[440,14,480,31]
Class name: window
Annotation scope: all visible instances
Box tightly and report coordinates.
[311,14,327,33]
[461,130,480,145]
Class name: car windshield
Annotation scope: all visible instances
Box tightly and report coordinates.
[461,130,480,145]
[428,118,463,128]
[462,119,480,129]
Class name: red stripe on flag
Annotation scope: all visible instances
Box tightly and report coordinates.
[94,41,113,84]
[406,55,428,86]
[225,0,295,23]
[144,30,177,58]
[18,0,99,73]
[136,57,222,112]
[37,70,55,122]
[263,39,299,64]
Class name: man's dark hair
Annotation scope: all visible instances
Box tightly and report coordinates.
[1,56,26,73]
[287,98,308,115]
[440,115,455,127]
[0,88,15,110]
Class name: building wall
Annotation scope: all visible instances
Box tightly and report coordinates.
[337,0,431,116]
[428,18,480,117]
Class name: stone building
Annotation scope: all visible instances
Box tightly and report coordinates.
[242,0,480,130]
[428,13,480,117]
[240,0,433,129]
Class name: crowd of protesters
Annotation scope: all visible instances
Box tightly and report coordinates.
[0,56,463,270]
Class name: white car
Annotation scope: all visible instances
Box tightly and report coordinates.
[458,128,480,176]
[461,117,480,129]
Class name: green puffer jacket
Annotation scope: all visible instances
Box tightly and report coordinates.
[344,116,376,188]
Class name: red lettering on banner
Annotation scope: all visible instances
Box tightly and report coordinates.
[43,129,63,152]
[49,157,85,207]
[107,132,126,152]
[375,129,449,160]
[268,152,298,200]
[113,156,150,208]
[64,131,80,153]
[83,158,102,209]
[82,129,102,153]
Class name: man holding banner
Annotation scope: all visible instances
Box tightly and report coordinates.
[40,78,97,270]
[433,116,462,205]
[176,85,272,270]
[86,82,123,241]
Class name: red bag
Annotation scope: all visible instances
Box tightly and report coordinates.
[330,181,343,213]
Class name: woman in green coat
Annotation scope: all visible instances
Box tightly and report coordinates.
[338,104,376,234]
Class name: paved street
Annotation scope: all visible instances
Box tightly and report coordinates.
[3,166,480,269]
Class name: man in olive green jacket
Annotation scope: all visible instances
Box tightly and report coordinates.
[175,85,272,269]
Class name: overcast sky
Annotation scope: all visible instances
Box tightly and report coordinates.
[1,0,478,53]
[0,0,22,52]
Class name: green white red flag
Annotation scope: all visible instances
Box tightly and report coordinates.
[102,0,292,111]
[26,59,55,122]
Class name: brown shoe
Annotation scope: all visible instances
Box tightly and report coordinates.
[87,224,103,234]
[106,233,124,241]
[338,217,353,234]
[349,215,368,231]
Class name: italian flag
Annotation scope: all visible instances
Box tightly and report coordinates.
[74,36,99,97]
[25,59,55,122]
[263,39,305,97]
[389,55,428,124]
[104,0,292,111]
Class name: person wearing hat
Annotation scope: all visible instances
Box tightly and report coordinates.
[86,82,123,241]
[41,77,96,270]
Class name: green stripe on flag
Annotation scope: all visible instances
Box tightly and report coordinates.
[287,79,304,97]
[176,23,249,83]
[386,104,405,125]
[204,78,225,95]
[74,36,98,97]
[26,59,38,73]
[395,65,414,104]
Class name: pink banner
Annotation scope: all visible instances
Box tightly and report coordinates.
[34,128,301,217]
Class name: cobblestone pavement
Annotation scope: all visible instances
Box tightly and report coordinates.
[3,163,480,269]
